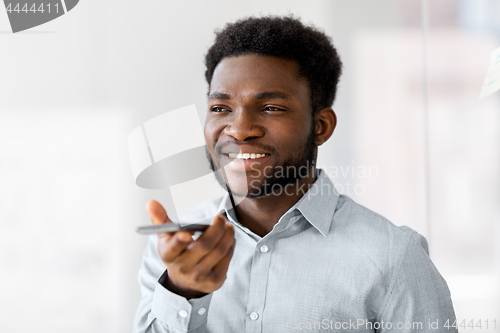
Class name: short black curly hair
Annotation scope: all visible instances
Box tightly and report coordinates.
[204,16,342,115]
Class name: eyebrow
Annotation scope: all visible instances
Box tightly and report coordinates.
[208,92,231,100]
[208,91,290,100]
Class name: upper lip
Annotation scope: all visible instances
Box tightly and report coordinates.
[219,144,271,155]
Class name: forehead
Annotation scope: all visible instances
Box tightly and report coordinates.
[209,54,309,98]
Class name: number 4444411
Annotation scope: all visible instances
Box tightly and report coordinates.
[444,319,497,330]
[6,3,60,14]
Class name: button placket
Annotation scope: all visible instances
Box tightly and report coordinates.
[244,236,277,333]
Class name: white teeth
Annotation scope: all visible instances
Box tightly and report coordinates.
[227,153,267,159]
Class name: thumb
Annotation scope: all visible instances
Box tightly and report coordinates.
[145,200,172,226]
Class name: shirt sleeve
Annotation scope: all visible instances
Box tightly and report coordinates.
[377,232,458,333]
[133,235,213,333]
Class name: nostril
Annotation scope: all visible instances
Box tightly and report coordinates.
[223,124,264,141]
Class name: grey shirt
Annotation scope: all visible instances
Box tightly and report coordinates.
[133,169,457,332]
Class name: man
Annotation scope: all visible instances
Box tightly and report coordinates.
[134,16,457,332]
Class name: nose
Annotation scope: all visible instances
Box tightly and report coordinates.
[223,109,264,141]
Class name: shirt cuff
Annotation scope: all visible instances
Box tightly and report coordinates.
[151,278,212,332]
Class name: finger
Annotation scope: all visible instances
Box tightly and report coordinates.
[195,223,235,272]
[146,200,175,240]
[208,240,236,283]
[173,214,227,267]
[159,231,194,263]
[146,200,171,225]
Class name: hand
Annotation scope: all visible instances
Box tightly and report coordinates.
[146,200,236,299]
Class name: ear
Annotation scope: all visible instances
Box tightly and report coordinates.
[314,107,337,146]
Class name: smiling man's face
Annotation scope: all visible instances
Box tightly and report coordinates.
[204,53,317,198]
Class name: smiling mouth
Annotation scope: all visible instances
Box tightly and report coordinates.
[223,153,270,160]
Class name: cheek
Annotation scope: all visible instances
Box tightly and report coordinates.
[204,119,222,146]
[203,130,212,145]
[273,119,311,147]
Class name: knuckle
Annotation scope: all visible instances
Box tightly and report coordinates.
[162,248,177,262]
[213,245,227,257]
[190,269,204,283]
[177,264,189,276]
[210,271,226,284]
[206,273,217,286]
[162,254,173,263]
[163,239,176,251]
[196,240,212,253]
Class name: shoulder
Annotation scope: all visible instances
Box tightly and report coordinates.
[331,194,429,269]
[326,196,454,320]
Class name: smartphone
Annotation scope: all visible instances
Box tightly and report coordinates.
[136,223,210,235]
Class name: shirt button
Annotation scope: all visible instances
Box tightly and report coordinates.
[179,310,188,318]
[250,312,259,320]
[260,245,269,253]
[197,307,206,315]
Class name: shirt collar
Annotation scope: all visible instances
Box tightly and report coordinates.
[292,169,339,237]
[215,168,339,237]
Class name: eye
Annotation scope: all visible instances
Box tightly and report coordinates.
[211,106,230,113]
[263,106,285,112]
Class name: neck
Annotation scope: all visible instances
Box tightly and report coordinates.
[233,168,317,237]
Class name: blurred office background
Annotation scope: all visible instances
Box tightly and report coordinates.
[1,0,499,332]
